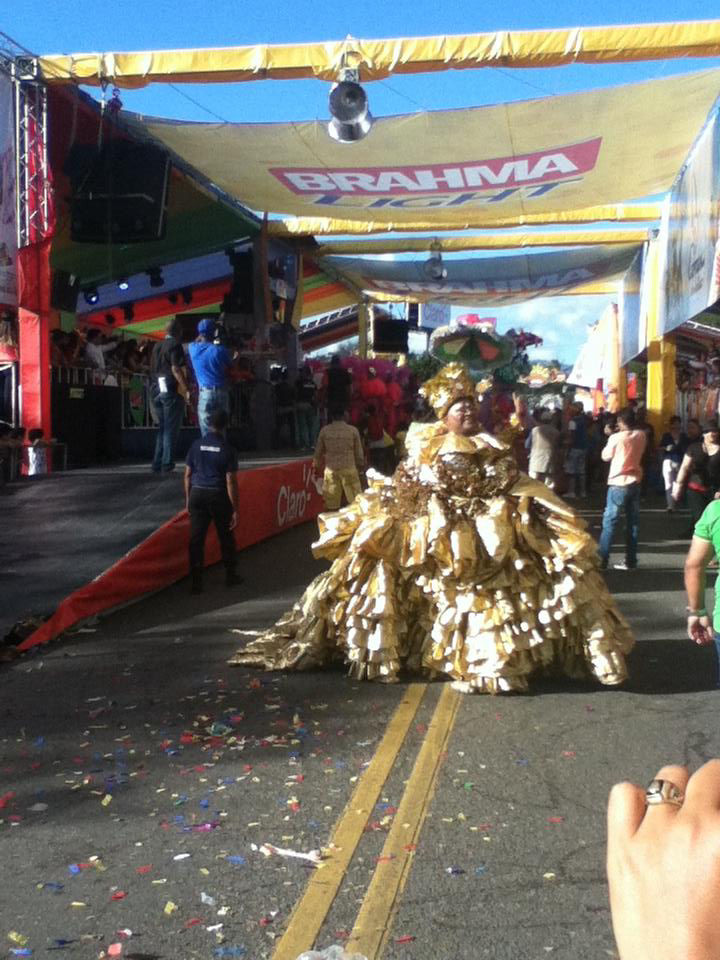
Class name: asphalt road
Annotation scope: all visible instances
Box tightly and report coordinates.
[2,497,718,960]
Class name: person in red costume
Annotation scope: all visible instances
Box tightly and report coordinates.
[383,370,405,439]
[360,365,387,405]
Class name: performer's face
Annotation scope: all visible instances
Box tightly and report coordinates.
[445,398,479,436]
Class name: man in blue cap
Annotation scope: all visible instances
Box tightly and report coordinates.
[188,317,234,437]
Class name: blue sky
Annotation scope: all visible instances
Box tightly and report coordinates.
[4,1,719,363]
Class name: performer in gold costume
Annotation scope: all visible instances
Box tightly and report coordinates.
[229,362,634,692]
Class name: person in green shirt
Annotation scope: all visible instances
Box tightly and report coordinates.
[684,499,720,675]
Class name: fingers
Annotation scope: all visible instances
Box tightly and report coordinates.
[685,759,720,812]
[608,781,646,843]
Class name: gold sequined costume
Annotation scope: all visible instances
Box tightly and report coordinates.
[228,418,634,693]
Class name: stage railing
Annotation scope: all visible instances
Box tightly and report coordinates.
[52,365,111,387]
[118,372,261,431]
[51,367,274,446]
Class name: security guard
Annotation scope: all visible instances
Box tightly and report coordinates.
[184,407,242,594]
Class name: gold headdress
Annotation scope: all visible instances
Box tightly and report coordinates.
[420,363,477,419]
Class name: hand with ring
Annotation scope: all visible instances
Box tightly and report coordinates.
[608,761,720,960]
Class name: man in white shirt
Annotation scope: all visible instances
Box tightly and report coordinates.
[83,329,118,371]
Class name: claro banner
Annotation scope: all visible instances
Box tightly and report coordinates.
[18,458,324,652]
[132,68,720,229]
[0,72,17,307]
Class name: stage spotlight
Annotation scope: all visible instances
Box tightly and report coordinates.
[117,277,129,291]
[423,243,447,284]
[123,303,135,323]
[83,287,99,305]
[328,69,372,143]
[180,286,193,305]
[146,267,164,288]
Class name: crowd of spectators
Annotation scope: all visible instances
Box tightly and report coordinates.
[521,399,660,500]
[520,399,720,540]
[272,355,420,474]
[50,328,156,379]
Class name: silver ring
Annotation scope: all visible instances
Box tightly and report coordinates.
[645,778,685,808]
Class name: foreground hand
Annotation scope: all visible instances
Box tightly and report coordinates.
[687,614,713,645]
[229,511,238,531]
[608,761,720,960]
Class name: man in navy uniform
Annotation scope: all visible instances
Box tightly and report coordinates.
[184,408,242,594]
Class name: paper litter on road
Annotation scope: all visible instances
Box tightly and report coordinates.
[253,842,322,864]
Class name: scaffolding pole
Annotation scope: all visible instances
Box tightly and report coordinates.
[13,57,50,249]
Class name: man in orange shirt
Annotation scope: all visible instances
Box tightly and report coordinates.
[597,407,647,571]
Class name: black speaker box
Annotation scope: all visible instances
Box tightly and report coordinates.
[372,317,409,354]
[51,270,80,312]
[223,251,254,314]
[66,140,170,244]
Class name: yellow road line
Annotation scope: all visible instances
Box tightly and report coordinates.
[346,684,462,959]
[270,683,428,960]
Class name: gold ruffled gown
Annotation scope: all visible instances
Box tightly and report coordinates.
[229,422,634,692]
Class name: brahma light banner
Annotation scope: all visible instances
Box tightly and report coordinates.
[659,109,720,335]
[0,73,17,307]
[130,69,720,229]
[322,244,641,305]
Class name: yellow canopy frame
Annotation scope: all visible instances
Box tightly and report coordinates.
[314,229,650,256]
[268,204,664,237]
[39,20,720,87]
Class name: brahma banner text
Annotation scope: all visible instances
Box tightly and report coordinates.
[130,69,720,228]
[324,244,641,305]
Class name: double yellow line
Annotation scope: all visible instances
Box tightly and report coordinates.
[271,683,461,960]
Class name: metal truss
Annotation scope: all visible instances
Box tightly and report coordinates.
[12,57,51,248]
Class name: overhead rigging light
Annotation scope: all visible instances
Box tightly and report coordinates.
[117,277,129,291]
[328,68,373,143]
[83,287,99,305]
[423,242,447,284]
